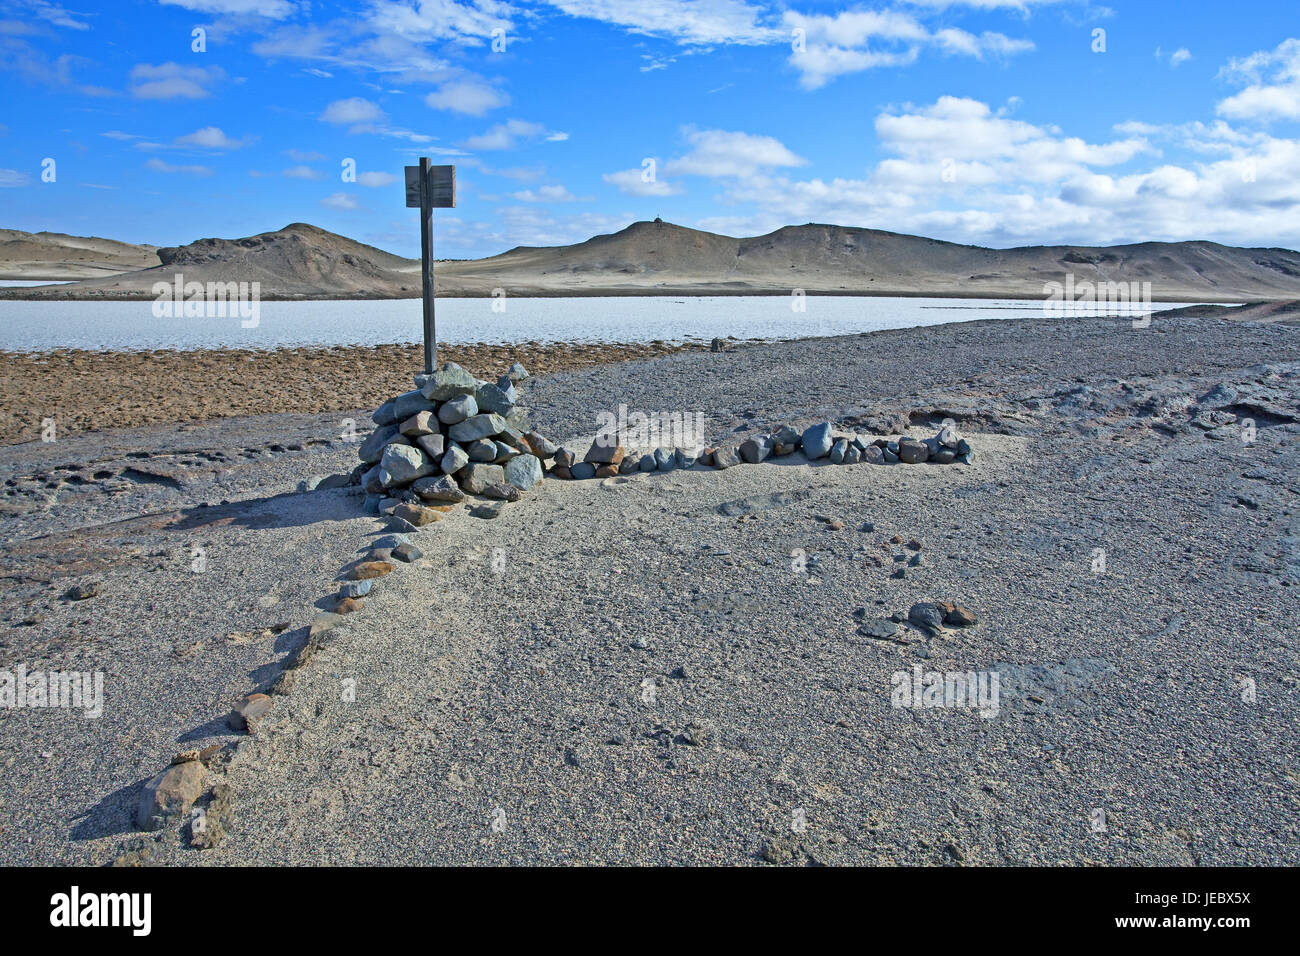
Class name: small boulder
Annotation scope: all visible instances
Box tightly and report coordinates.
[228,693,273,733]
[449,413,508,443]
[897,438,930,464]
[412,474,465,502]
[505,454,544,491]
[802,422,833,460]
[460,462,506,494]
[136,760,206,831]
[421,362,478,401]
[740,434,773,464]
[441,444,470,475]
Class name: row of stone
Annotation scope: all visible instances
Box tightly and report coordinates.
[548,420,972,480]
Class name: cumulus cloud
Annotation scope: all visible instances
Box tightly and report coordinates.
[144,157,213,175]
[320,191,359,210]
[129,62,226,99]
[425,79,509,116]
[1217,38,1300,122]
[463,119,565,150]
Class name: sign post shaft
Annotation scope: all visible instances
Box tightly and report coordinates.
[419,156,436,374]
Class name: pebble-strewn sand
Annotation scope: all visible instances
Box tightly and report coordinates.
[0,341,703,445]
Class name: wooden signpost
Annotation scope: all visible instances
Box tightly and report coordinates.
[405,159,456,373]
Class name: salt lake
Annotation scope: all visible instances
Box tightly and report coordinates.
[0,295,1202,352]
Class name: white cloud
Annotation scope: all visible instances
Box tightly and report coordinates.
[0,167,31,186]
[665,127,809,178]
[603,167,683,196]
[129,62,225,99]
[512,184,581,202]
[320,191,359,210]
[1169,47,1192,68]
[158,0,296,17]
[144,157,213,175]
[174,126,251,149]
[783,10,1034,89]
[359,171,398,187]
[541,0,778,46]
[1217,39,1300,122]
[283,165,324,179]
[425,78,509,115]
[463,119,563,150]
[320,97,386,125]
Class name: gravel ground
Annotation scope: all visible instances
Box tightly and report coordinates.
[2,312,1298,865]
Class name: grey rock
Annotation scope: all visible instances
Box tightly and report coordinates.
[484,482,522,501]
[938,424,961,448]
[862,445,886,465]
[379,443,434,487]
[506,362,529,382]
[829,438,848,464]
[571,462,597,480]
[466,439,498,462]
[908,602,945,634]
[654,448,675,471]
[412,474,466,502]
[505,454,544,490]
[441,443,470,475]
[371,400,397,426]
[469,501,505,519]
[460,462,506,494]
[712,443,742,469]
[475,382,516,416]
[619,455,640,474]
[415,433,445,460]
[932,448,957,465]
[449,413,508,443]
[859,620,900,640]
[438,394,478,425]
[393,389,435,422]
[897,438,930,464]
[341,579,372,598]
[393,542,423,562]
[740,434,773,464]
[883,448,900,464]
[675,447,699,469]
[553,447,576,468]
[421,362,478,401]
[772,425,801,455]
[638,454,657,472]
[802,422,834,460]
[493,441,519,463]
[358,423,400,464]
[844,444,862,465]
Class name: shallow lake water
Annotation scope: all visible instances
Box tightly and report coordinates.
[0,295,1207,352]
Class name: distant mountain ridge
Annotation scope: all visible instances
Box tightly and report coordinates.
[4,219,1300,301]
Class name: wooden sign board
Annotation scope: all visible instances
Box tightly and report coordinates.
[405,164,455,208]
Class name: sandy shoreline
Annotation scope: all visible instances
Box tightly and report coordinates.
[0,340,703,445]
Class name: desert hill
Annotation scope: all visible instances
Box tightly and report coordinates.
[0,229,159,280]
[5,219,1300,301]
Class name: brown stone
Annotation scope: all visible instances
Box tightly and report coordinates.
[938,602,978,627]
[393,502,442,526]
[400,410,437,437]
[550,465,572,479]
[335,596,365,614]
[584,441,626,466]
[137,760,206,831]
[594,464,618,478]
[349,560,396,580]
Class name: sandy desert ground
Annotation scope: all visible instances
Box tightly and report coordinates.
[0,312,1297,865]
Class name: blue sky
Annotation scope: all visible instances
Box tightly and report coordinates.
[2,0,1299,258]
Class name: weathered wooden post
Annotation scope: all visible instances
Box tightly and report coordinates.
[404,158,456,374]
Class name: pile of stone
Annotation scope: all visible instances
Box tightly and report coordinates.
[547,419,972,479]
[354,361,561,521]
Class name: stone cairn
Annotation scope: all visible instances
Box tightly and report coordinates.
[352,361,973,524]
